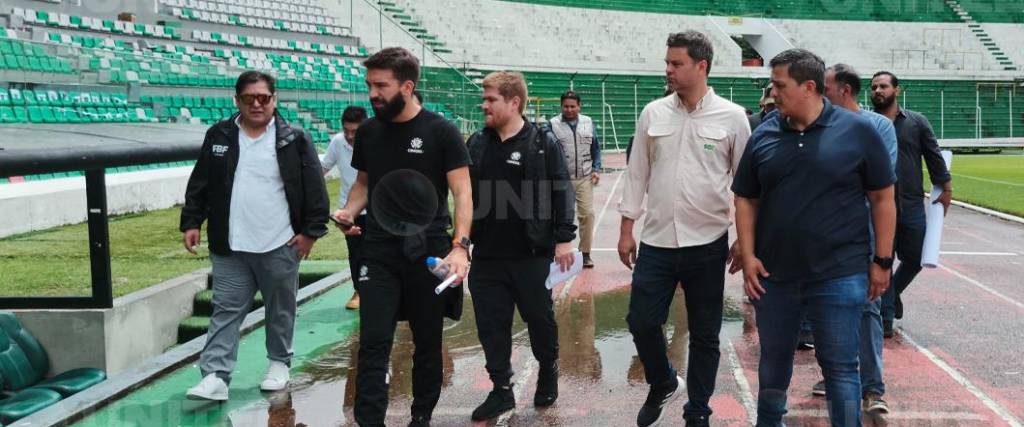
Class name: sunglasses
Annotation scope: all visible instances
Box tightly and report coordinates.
[237,93,275,106]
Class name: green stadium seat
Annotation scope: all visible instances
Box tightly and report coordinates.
[0,376,61,425]
[0,107,14,123]
[0,313,106,398]
[12,107,27,123]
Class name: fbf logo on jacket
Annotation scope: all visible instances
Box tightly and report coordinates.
[212,144,229,156]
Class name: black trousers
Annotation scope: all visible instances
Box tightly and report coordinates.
[626,234,728,420]
[469,256,558,386]
[345,214,367,284]
[353,241,448,426]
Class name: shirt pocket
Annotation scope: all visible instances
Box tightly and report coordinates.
[695,126,731,173]
[646,123,677,158]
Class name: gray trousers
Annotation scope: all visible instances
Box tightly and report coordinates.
[200,244,300,383]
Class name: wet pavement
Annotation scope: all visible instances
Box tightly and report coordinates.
[73,153,1024,426]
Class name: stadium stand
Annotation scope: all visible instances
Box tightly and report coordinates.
[498,0,1023,23]
[2,0,1022,185]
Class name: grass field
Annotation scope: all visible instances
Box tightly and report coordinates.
[946,152,1024,217]
[0,179,348,298]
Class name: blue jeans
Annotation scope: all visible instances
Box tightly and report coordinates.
[627,235,728,420]
[860,298,884,396]
[754,272,867,427]
[881,210,926,323]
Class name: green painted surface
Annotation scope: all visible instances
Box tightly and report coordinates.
[71,284,358,427]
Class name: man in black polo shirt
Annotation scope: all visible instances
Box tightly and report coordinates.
[464,71,577,421]
[335,47,472,427]
[870,71,953,336]
[732,49,897,427]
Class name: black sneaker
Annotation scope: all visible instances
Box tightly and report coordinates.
[637,375,682,427]
[534,363,559,407]
[894,294,904,320]
[797,329,815,350]
[471,386,515,421]
[407,414,430,427]
[812,379,826,397]
[684,414,711,427]
[883,320,894,338]
[582,253,595,269]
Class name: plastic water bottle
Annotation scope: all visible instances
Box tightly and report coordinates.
[426,257,450,280]
[427,257,459,294]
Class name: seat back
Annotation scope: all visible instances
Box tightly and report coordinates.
[0,325,42,392]
[0,313,47,390]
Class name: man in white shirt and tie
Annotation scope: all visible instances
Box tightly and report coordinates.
[617,31,751,427]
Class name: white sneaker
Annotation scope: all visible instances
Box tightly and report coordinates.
[260,361,290,391]
[186,374,229,401]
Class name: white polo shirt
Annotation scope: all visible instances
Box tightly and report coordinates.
[229,117,295,253]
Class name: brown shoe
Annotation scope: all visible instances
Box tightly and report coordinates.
[863,392,889,414]
[345,292,360,310]
[582,253,595,269]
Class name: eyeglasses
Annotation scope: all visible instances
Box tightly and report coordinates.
[237,93,275,106]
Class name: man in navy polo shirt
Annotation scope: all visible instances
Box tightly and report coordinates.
[732,49,897,427]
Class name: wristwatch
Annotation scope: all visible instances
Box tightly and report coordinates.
[453,236,472,251]
[872,255,894,270]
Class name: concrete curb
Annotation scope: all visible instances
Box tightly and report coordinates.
[952,200,1024,226]
[12,271,351,427]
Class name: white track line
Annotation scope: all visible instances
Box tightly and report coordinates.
[951,173,1024,187]
[938,264,1024,311]
[787,409,987,421]
[939,251,1018,256]
[724,339,758,425]
[495,359,538,426]
[900,330,1024,427]
[560,170,625,301]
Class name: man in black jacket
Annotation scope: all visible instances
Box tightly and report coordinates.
[180,71,329,401]
[466,71,577,421]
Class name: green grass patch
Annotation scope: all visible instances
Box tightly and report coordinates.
[945,153,1024,217]
[1,179,349,298]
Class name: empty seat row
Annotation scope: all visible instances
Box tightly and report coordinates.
[0,88,128,108]
[190,29,366,57]
[11,7,180,40]
[168,7,347,37]
[164,0,335,26]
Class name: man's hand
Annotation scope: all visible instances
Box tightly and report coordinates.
[727,241,743,274]
[183,229,201,254]
[287,234,316,259]
[590,172,600,186]
[443,247,470,284]
[554,242,575,272]
[618,231,638,270]
[934,184,952,216]
[742,256,770,301]
[868,263,890,301]
[333,208,362,236]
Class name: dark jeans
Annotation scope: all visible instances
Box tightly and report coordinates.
[345,214,367,285]
[469,257,558,386]
[353,241,449,426]
[881,210,926,323]
[754,272,868,427]
[627,234,728,420]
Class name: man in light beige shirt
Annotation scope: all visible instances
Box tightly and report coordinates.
[618,31,750,427]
